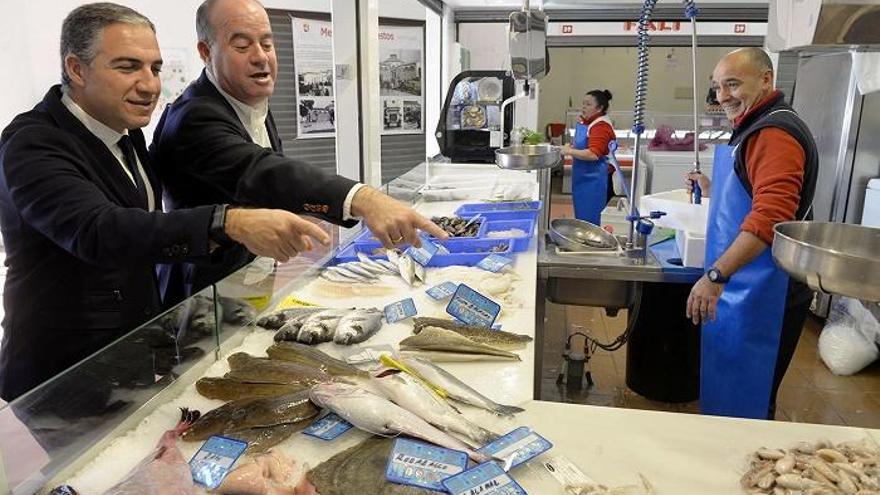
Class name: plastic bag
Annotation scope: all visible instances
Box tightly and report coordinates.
[818,297,880,376]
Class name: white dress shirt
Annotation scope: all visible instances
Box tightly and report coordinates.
[61,91,156,212]
[205,69,363,220]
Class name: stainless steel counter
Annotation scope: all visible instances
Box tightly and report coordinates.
[534,232,702,397]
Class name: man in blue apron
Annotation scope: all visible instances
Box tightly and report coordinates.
[562,90,616,225]
[685,48,818,420]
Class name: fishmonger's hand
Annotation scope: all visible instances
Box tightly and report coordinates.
[350,186,449,248]
[686,274,724,325]
[685,171,711,197]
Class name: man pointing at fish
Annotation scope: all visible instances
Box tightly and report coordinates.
[151,0,447,302]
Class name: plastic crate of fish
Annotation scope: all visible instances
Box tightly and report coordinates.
[454,201,542,221]
[482,218,535,252]
[336,238,513,267]
[352,216,488,243]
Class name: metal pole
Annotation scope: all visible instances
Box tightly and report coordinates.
[538,168,551,237]
[691,18,700,175]
[627,133,643,249]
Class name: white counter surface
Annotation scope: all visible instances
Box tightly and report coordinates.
[54,164,880,494]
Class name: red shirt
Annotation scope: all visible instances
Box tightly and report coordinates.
[733,90,806,245]
[580,113,616,158]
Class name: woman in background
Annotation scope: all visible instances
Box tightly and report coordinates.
[562,89,616,225]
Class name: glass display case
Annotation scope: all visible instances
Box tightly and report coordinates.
[0,213,369,492]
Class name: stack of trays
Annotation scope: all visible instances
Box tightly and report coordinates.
[334,201,542,266]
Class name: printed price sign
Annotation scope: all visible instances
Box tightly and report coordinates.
[303,412,354,440]
[405,236,440,266]
[189,436,248,489]
[477,254,514,272]
[442,461,527,495]
[446,284,501,328]
[477,427,553,470]
[386,438,469,491]
[426,281,459,300]
[385,298,418,324]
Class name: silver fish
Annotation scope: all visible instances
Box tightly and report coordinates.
[309,382,489,462]
[273,310,328,342]
[397,253,416,286]
[321,270,361,284]
[337,263,379,279]
[386,249,401,265]
[356,252,395,274]
[333,308,383,345]
[330,266,374,282]
[375,259,399,273]
[400,356,524,416]
[297,309,351,344]
[374,370,497,446]
[413,262,426,283]
[257,307,324,330]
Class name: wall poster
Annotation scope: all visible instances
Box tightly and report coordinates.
[379,25,424,135]
[292,16,335,139]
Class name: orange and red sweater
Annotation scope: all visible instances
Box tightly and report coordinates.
[733,90,806,245]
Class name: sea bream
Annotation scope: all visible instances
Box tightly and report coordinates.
[256,307,325,330]
[309,382,491,462]
[399,356,524,416]
[297,309,351,344]
[273,309,328,342]
[374,370,497,446]
[333,308,383,345]
[397,253,417,286]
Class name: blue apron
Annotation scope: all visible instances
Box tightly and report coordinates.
[571,122,609,225]
[700,144,790,419]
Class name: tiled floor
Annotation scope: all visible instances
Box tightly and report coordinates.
[541,182,880,428]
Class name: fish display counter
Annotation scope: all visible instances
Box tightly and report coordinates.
[1,162,878,495]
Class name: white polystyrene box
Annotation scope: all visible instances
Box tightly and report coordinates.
[675,229,706,268]
[639,189,710,235]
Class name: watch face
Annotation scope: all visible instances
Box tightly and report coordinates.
[708,269,718,282]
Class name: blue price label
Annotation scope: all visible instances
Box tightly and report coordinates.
[189,435,249,489]
[476,254,514,273]
[302,412,354,440]
[446,284,501,328]
[385,298,418,324]
[405,236,440,266]
[426,281,459,301]
[386,438,469,491]
[477,427,553,470]
[442,461,527,495]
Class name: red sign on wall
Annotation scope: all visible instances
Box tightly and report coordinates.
[562,24,573,34]
[734,24,746,33]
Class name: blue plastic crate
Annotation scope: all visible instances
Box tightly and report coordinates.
[482,219,535,252]
[336,238,513,267]
[351,217,487,243]
[454,201,542,221]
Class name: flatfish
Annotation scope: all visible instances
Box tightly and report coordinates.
[307,437,433,495]
[183,390,318,442]
[225,418,313,454]
[195,377,306,401]
[267,341,369,377]
[223,352,334,386]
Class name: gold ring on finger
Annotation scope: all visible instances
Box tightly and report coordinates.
[393,236,404,243]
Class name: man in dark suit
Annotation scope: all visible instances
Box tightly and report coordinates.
[0,3,329,401]
[151,0,447,298]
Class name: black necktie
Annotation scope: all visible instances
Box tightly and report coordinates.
[117,135,149,208]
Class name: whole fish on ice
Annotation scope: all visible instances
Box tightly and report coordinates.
[309,382,490,462]
[334,308,383,345]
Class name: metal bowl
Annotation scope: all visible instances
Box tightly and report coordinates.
[549,218,619,251]
[495,144,561,170]
[772,221,880,302]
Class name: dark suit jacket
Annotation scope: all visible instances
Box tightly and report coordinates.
[0,86,216,401]
[150,71,358,300]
